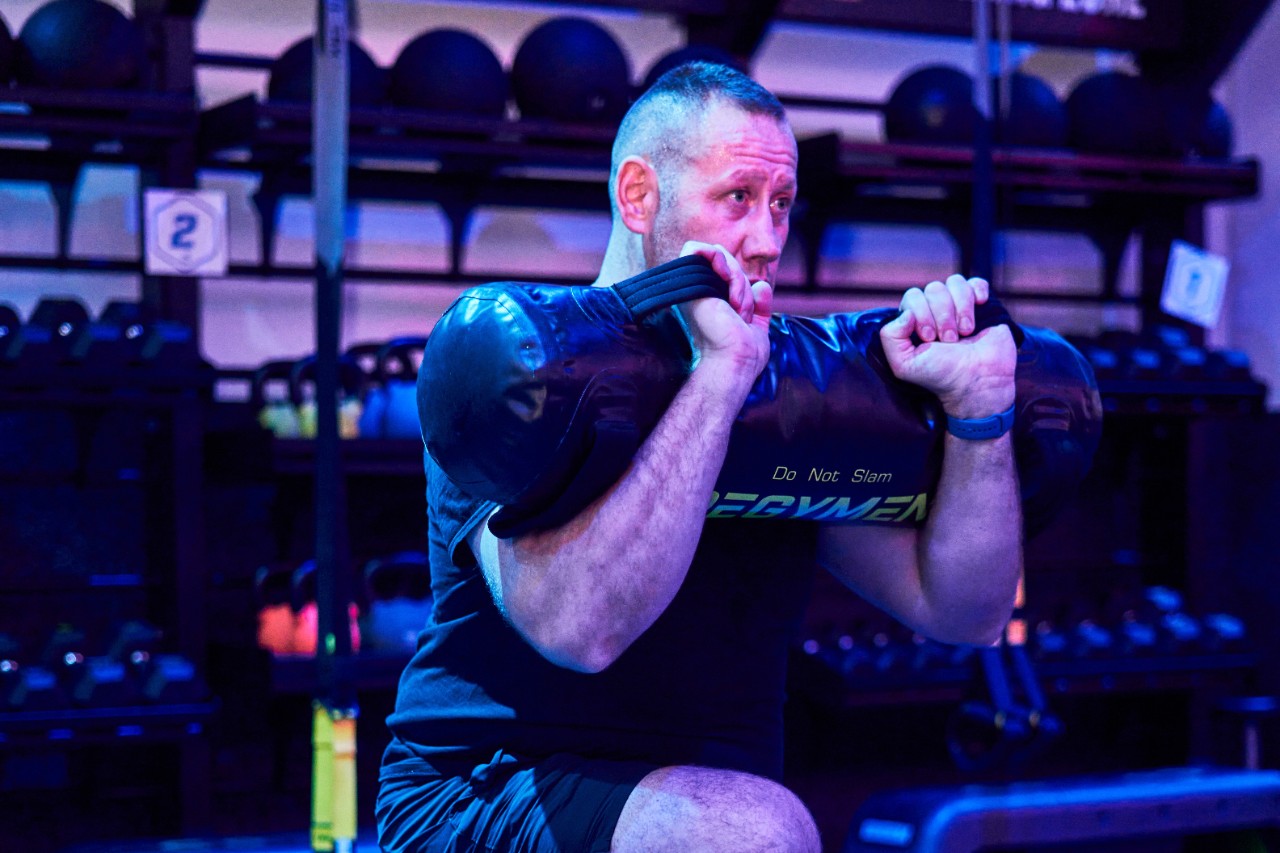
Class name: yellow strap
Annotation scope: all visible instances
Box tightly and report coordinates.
[332,715,359,843]
[311,703,335,852]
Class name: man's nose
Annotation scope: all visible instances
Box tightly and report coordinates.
[743,206,783,265]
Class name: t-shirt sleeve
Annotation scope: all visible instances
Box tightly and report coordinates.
[425,449,499,568]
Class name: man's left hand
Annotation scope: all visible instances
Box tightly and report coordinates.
[880,274,1017,419]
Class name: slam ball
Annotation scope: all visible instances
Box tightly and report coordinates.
[642,44,745,93]
[994,72,1067,148]
[390,29,507,117]
[1164,88,1234,160]
[268,36,386,108]
[0,13,14,85]
[1066,71,1166,156]
[16,0,146,90]
[884,65,979,145]
[512,17,630,124]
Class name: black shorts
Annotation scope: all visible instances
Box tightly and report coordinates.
[377,749,657,853]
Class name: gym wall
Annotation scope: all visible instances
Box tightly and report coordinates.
[6,0,1261,388]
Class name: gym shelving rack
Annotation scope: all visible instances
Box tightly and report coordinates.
[189,0,1275,843]
[0,1,214,843]
[0,0,1274,848]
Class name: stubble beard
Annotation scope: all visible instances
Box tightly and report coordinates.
[645,201,690,271]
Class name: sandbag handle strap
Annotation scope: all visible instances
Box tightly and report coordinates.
[612,254,730,320]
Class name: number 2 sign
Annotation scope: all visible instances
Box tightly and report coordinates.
[144,189,229,276]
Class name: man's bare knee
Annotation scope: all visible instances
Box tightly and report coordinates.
[612,765,820,853]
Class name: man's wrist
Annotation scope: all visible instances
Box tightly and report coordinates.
[945,403,1016,441]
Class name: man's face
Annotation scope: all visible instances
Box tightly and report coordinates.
[646,101,798,286]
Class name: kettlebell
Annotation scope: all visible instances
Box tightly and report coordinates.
[362,551,433,652]
[378,336,429,440]
[252,359,302,438]
[291,559,362,656]
[290,354,365,439]
[346,342,385,438]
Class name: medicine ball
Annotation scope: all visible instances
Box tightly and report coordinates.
[641,44,745,93]
[16,0,145,90]
[268,36,386,108]
[1164,88,1233,160]
[1066,71,1166,156]
[994,72,1067,148]
[511,17,630,124]
[389,29,506,118]
[884,65,978,145]
[0,13,14,85]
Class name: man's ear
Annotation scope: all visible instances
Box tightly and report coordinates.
[615,155,660,236]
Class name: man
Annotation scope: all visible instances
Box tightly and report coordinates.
[378,62,1022,853]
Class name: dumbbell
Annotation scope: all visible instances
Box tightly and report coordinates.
[71,300,199,370]
[104,619,191,704]
[362,551,433,652]
[138,654,208,703]
[1,631,68,712]
[1205,348,1253,382]
[106,619,163,671]
[1143,586,1204,654]
[1116,614,1159,656]
[8,298,91,366]
[1201,612,1247,652]
[799,633,873,681]
[38,623,141,708]
[289,354,364,439]
[70,655,143,707]
[947,643,1063,772]
[1144,326,1209,381]
[0,634,22,704]
[1029,620,1071,661]
[1070,336,1120,382]
[4,666,68,711]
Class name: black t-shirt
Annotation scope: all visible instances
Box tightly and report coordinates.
[383,450,819,782]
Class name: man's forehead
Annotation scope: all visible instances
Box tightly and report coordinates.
[689,101,797,171]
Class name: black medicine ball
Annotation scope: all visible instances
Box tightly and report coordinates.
[994,72,1067,148]
[0,13,14,85]
[642,44,745,93]
[511,17,631,124]
[1164,87,1234,160]
[268,36,386,108]
[389,29,507,118]
[884,65,979,144]
[1066,71,1167,156]
[16,0,146,90]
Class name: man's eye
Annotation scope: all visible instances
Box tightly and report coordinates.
[728,190,749,203]
[774,196,792,213]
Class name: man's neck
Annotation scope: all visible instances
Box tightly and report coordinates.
[592,224,648,288]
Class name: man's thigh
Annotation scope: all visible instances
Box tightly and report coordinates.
[377,750,656,853]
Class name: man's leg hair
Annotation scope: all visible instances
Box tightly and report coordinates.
[611,765,821,853]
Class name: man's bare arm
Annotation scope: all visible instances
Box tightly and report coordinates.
[471,245,772,672]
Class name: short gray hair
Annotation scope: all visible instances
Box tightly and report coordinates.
[609,62,787,213]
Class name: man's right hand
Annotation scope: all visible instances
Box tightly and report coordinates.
[676,242,773,385]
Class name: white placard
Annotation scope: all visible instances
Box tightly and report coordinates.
[1160,239,1229,329]
[144,189,229,276]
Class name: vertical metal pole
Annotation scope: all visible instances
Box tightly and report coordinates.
[314,0,352,696]
[312,2,357,851]
[971,0,995,283]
